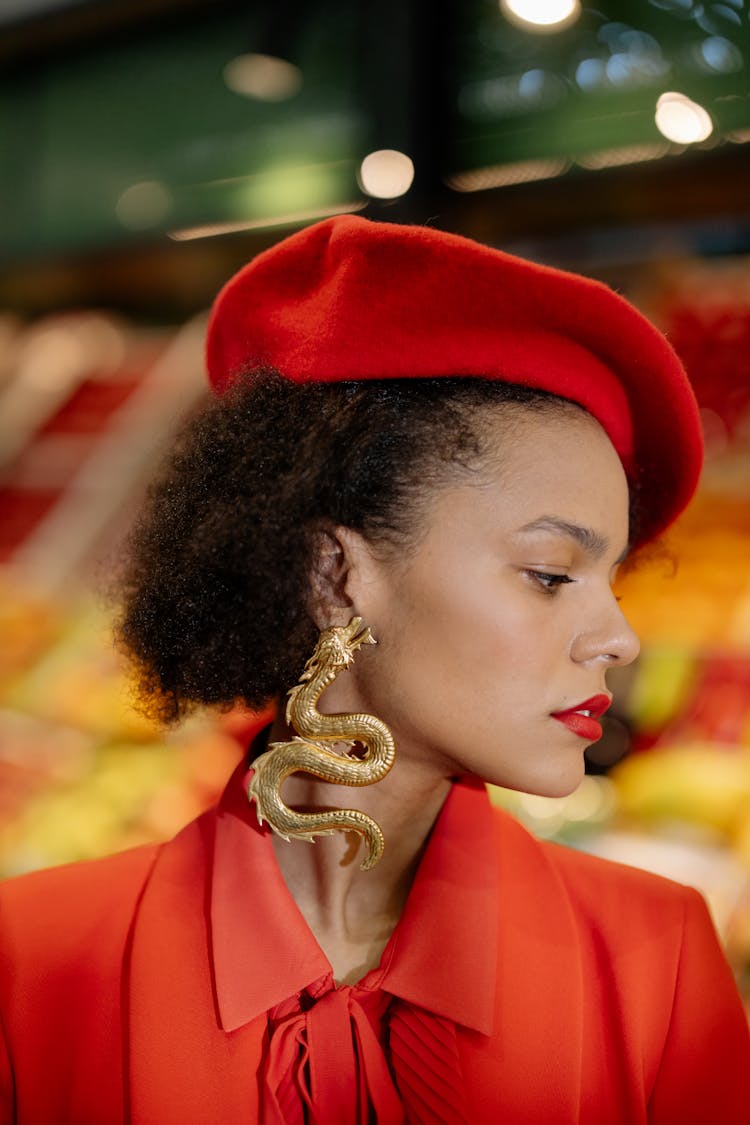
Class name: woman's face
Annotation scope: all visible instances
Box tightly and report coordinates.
[331,405,640,798]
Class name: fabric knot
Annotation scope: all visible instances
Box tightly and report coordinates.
[262,981,405,1125]
[306,989,359,1123]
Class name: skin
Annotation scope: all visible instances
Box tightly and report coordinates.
[268,405,640,984]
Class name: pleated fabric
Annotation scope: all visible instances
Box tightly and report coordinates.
[261,975,469,1124]
[388,1002,468,1125]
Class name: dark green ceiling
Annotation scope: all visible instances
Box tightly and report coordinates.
[452,0,750,171]
[1,0,748,260]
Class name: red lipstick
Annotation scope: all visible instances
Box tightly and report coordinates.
[551,694,611,741]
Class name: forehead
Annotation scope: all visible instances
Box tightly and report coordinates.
[436,406,630,545]
[483,403,624,477]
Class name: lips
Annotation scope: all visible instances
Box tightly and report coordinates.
[551,694,612,741]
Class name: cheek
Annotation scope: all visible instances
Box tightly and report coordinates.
[363,566,565,732]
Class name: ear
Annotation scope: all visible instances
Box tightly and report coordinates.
[308,523,378,631]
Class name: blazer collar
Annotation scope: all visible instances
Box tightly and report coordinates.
[211,752,498,1035]
[125,733,583,1121]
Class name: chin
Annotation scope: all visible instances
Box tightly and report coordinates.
[531,774,584,799]
[490,760,586,800]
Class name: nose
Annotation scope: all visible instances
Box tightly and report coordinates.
[570,592,641,668]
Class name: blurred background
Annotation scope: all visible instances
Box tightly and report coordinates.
[1,0,750,1012]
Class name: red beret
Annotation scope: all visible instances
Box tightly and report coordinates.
[206,215,703,544]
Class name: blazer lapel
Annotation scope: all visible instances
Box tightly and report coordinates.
[459,810,584,1124]
[125,809,266,1123]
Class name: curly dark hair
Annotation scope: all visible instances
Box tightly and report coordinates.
[114,368,625,725]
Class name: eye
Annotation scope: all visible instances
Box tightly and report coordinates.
[525,570,574,594]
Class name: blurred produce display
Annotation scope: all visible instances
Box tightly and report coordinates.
[0,571,248,876]
[0,310,246,874]
[0,310,207,588]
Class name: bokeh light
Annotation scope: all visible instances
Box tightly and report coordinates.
[500,0,581,32]
[115,181,172,231]
[223,53,303,101]
[655,91,713,144]
[357,149,415,199]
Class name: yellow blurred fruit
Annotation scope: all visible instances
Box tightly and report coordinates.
[612,745,750,835]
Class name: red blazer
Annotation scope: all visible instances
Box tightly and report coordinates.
[1,768,748,1124]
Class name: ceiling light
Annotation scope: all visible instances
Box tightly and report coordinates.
[223,53,302,101]
[357,150,415,199]
[500,0,581,32]
[115,181,172,230]
[654,91,713,143]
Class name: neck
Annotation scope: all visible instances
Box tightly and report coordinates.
[264,708,452,983]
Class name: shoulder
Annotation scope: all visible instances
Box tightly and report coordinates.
[0,843,163,972]
[0,799,222,976]
[490,804,704,952]
[488,806,750,1100]
[0,841,162,911]
[489,804,746,1025]
[541,830,695,920]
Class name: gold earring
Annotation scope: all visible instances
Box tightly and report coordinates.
[247,616,395,870]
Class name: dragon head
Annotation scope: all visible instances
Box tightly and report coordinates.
[299,616,376,682]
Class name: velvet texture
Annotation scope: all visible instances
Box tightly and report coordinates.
[206,215,703,543]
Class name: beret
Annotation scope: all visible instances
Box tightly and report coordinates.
[206,215,703,544]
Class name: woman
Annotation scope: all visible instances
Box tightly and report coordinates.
[1,216,748,1124]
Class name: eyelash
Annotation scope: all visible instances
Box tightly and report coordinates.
[525,570,574,594]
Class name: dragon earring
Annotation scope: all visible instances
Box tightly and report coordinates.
[247,616,396,870]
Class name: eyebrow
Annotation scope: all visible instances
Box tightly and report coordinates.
[517,516,630,563]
